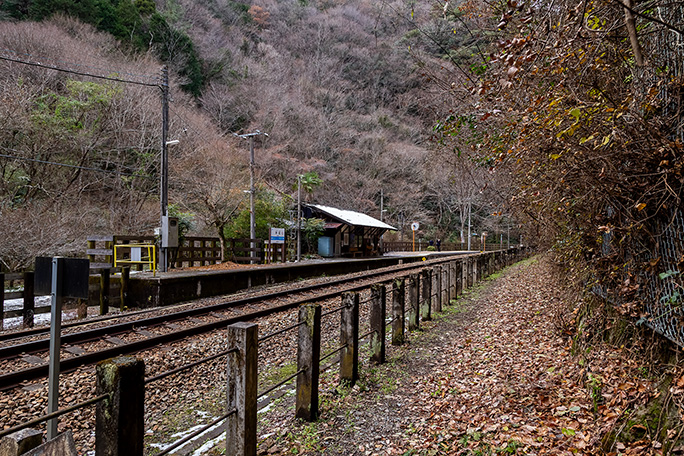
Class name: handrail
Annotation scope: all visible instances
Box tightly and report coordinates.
[113,243,156,276]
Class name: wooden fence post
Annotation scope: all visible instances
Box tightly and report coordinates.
[23,272,34,329]
[95,356,144,456]
[226,322,258,456]
[442,263,449,304]
[391,278,405,346]
[99,269,110,316]
[296,304,321,421]
[407,274,419,331]
[450,262,457,301]
[120,267,130,312]
[340,292,359,385]
[420,269,432,322]
[431,267,442,314]
[456,261,463,298]
[369,284,386,364]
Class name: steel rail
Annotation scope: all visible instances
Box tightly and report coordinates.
[0,255,467,357]
[0,254,471,390]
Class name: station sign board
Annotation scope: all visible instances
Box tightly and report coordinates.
[270,227,285,244]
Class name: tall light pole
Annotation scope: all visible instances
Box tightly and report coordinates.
[160,66,169,272]
[235,130,268,264]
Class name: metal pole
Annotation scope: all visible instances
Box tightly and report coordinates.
[297,175,302,262]
[47,257,64,439]
[160,66,169,273]
[249,136,256,264]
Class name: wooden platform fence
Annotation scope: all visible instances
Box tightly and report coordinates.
[0,248,528,455]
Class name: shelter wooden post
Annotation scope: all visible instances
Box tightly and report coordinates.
[420,269,432,322]
[442,264,450,304]
[296,304,321,421]
[226,322,258,456]
[407,274,419,330]
[340,292,359,385]
[369,284,386,364]
[391,278,405,345]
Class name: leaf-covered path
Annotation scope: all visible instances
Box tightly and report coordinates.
[274,256,657,455]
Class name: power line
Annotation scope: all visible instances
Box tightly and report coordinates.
[0,152,156,179]
[0,47,159,82]
[0,54,160,88]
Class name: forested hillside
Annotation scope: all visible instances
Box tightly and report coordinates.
[0,0,510,270]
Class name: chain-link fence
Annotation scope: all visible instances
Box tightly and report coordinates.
[617,5,684,346]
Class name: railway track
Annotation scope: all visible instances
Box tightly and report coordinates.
[0,254,467,390]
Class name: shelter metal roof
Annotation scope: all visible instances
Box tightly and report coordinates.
[307,204,397,231]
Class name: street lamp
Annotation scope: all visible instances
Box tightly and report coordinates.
[235,130,268,264]
[160,138,180,272]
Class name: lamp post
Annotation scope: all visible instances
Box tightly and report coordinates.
[235,130,268,264]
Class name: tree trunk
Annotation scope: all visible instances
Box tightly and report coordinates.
[623,0,644,66]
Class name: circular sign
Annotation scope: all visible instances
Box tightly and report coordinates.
[411,222,419,231]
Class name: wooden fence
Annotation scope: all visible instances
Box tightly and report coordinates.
[87,235,222,270]
[383,240,513,253]
[0,248,526,455]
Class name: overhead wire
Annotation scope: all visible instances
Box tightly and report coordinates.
[0,47,160,83]
[0,54,160,88]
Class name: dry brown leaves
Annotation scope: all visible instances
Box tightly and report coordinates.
[279,256,672,455]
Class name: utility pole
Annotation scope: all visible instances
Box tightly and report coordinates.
[235,130,268,264]
[297,174,302,262]
[159,66,169,272]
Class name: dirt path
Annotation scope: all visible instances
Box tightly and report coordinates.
[260,256,660,455]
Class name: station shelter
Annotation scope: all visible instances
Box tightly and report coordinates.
[303,204,397,257]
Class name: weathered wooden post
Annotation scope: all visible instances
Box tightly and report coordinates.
[456,261,463,298]
[227,322,258,456]
[119,267,130,312]
[431,266,442,314]
[450,261,457,301]
[443,263,449,304]
[99,269,110,315]
[369,284,386,364]
[0,429,43,456]
[391,278,405,346]
[407,274,419,331]
[23,272,34,328]
[420,269,432,322]
[95,356,144,456]
[296,304,321,421]
[340,292,359,385]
